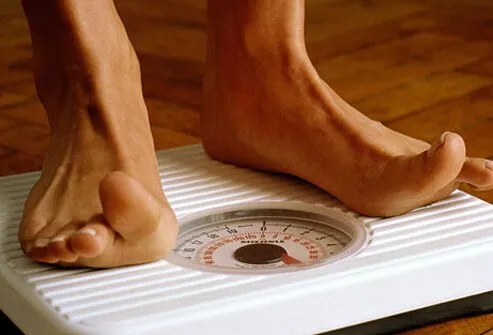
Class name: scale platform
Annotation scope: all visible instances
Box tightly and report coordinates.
[1,144,493,335]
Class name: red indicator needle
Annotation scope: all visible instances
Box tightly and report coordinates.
[281,253,302,264]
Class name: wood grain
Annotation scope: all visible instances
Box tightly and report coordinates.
[0,0,492,333]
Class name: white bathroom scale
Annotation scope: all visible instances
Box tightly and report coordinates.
[1,144,493,335]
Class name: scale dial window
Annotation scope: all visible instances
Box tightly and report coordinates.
[168,203,369,274]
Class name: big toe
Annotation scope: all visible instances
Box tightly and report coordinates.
[98,171,179,264]
[365,132,466,216]
[411,132,465,191]
[457,157,493,190]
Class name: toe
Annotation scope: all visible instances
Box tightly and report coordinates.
[28,220,78,264]
[48,241,78,263]
[95,171,178,266]
[99,171,178,244]
[415,132,466,192]
[457,158,493,190]
[18,216,47,254]
[390,132,465,193]
[47,229,79,263]
[363,132,466,216]
[28,239,59,264]
[399,132,465,208]
[69,221,113,258]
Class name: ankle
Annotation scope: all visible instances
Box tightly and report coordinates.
[24,0,140,99]
[207,0,308,64]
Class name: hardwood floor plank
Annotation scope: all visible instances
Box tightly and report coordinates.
[139,54,203,108]
[0,62,32,87]
[0,125,49,156]
[354,72,493,122]
[457,121,493,159]
[0,101,48,127]
[142,75,202,109]
[151,125,201,150]
[1,80,37,98]
[332,40,493,102]
[305,0,426,43]
[316,32,463,80]
[146,99,201,137]
[307,12,436,63]
[0,92,30,109]
[419,12,493,42]
[0,146,12,157]
[458,58,493,78]
[0,116,17,131]
[386,86,493,142]
[401,313,493,335]
[0,151,44,176]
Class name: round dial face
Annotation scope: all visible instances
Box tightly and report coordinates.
[168,203,369,274]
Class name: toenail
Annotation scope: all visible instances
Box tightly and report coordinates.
[34,238,50,248]
[51,235,67,243]
[427,131,450,158]
[485,160,493,171]
[24,243,33,254]
[77,227,97,236]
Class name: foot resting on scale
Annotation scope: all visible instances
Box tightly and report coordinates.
[202,0,493,217]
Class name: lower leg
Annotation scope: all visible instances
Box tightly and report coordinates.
[19,0,177,267]
[203,0,493,216]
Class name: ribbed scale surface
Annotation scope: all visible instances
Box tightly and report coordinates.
[1,144,493,328]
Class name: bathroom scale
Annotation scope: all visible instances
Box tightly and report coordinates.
[1,144,493,335]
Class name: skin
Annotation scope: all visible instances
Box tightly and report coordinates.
[17,0,493,268]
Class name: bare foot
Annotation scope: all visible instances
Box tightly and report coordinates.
[203,0,493,217]
[18,0,178,267]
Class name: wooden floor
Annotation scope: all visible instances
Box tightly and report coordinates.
[1,0,493,333]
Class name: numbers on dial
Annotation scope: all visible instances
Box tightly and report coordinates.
[173,218,350,271]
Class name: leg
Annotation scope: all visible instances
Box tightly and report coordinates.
[203,0,493,216]
[18,0,178,267]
